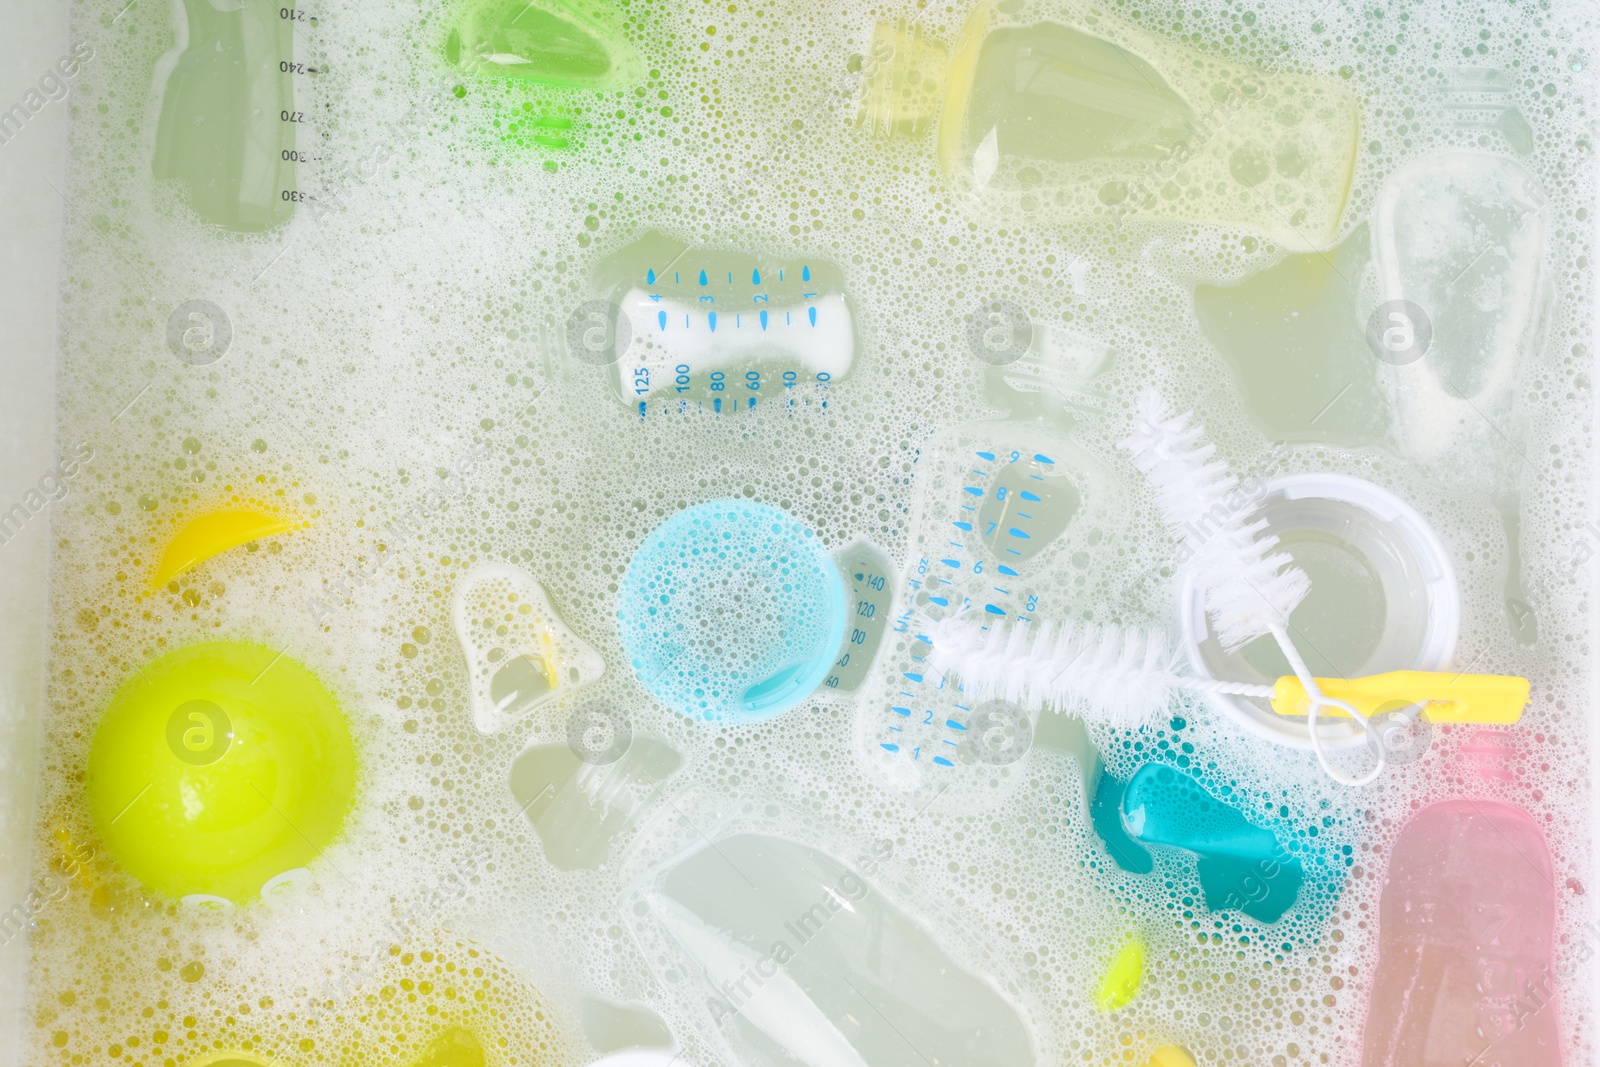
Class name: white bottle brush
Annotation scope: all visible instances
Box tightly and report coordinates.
[928,389,1386,786]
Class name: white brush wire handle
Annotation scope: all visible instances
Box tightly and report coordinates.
[1269,624,1386,787]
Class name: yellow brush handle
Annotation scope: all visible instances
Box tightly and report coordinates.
[1270,671,1528,724]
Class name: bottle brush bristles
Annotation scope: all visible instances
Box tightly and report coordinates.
[1121,389,1309,651]
[926,616,1180,727]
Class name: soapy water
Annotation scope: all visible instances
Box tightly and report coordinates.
[26,0,1600,1063]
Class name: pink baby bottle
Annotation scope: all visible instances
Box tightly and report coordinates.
[1361,737,1564,1066]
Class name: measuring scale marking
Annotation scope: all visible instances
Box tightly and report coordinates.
[823,541,896,693]
[882,448,1053,766]
[859,421,1118,802]
[613,259,853,416]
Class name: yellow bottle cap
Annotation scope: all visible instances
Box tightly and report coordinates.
[86,642,357,902]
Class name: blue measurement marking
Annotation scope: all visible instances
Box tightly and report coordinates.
[881,743,900,753]
[976,451,995,460]
[708,311,718,332]
[698,270,708,285]
[998,565,1019,576]
[985,604,1006,616]
[760,309,769,330]
[637,401,646,418]
[933,756,955,767]
[953,521,973,531]
[808,307,817,326]
[647,268,656,284]
[1022,490,1042,502]
[940,558,960,568]
[752,268,761,284]
[713,397,722,413]
[657,311,667,330]
[963,487,984,497]
[904,672,923,683]
[946,719,967,731]
[1009,527,1029,538]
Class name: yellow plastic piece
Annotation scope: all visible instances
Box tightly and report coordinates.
[85,641,357,902]
[184,1055,276,1067]
[153,508,292,587]
[328,938,569,1067]
[856,19,949,137]
[1096,936,1145,1012]
[1270,671,1529,724]
[401,1028,485,1067]
[1149,1047,1197,1067]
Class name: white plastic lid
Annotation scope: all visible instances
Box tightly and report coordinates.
[1179,472,1460,751]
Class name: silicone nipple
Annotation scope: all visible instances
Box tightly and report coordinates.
[152,509,293,587]
[452,562,605,734]
[85,642,357,902]
[618,500,845,722]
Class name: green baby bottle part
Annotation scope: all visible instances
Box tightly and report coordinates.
[446,0,641,89]
[85,641,357,902]
[1122,764,1303,924]
[152,0,297,231]
[938,0,1360,252]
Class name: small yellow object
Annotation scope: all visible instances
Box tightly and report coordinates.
[402,1027,485,1067]
[1096,936,1145,1012]
[1148,1047,1197,1067]
[327,938,569,1067]
[153,508,292,587]
[1270,671,1529,724]
[184,1055,276,1067]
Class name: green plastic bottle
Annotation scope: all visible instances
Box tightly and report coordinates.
[153,0,297,232]
[445,0,641,89]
